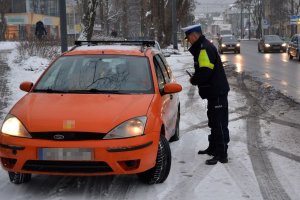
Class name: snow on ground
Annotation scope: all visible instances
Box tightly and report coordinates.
[0,43,299,200]
[1,48,50,122]
[0,42,18,51]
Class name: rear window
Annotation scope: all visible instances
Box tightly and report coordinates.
[34,55,154,94]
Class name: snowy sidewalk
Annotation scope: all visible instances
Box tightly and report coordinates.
[0,51,11,120]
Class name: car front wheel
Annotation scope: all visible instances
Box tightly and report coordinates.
[8,172,32,184]
[137,134,171,184]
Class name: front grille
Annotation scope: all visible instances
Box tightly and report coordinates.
[22,160,113,173]
[29,132,105,141]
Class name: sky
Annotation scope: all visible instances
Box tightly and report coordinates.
[195,0,237,14]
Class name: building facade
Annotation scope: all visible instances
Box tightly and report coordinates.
[4,0,60,40]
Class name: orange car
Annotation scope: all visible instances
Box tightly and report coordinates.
[0,41,182,185]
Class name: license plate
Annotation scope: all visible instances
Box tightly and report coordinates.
[38,148,93,161]
[273,46,280,49]
[228,47,235,49]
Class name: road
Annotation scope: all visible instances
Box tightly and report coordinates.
[218,40,300,103]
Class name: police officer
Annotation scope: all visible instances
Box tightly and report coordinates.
[182,24,230,165]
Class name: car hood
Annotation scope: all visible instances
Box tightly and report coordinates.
[265,41,284,45]
[10,93,154,133]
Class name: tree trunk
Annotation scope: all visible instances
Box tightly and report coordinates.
[0,0,8,41]
[0,13,6,41]
[78,0,98,40]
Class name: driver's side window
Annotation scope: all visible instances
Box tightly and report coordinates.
[154,58,166,90]
[292,36,298,44]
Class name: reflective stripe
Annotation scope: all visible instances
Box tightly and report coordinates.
[198,50,214,70]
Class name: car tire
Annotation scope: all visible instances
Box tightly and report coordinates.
[8,172,32,184]
[137,134,171,184]
[288,53,293,60]
[258,46,261,53]
[170,108,180,142]
[297,52,300,61]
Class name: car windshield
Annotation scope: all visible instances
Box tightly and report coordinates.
[264,35,282,42]
[222,36,237,42]
[34,55,154,94]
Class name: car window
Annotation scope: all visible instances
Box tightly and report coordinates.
[221,36,237,42]
[292,36,299,43]
[158,54,173,79]
[264,35,282,42]
[153,58,166,90]
[34,55,154,94]
[154,55,170,83]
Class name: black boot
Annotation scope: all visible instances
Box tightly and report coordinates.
[198,147,215,156]
[205,156,228,165]
[205,144,228,165]
[198,135,215,156]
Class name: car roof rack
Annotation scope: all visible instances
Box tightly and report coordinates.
[72,40,156,52]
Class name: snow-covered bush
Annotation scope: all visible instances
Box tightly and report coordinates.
[16,38,60,62]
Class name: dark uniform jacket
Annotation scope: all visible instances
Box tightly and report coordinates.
[189,35,230,99]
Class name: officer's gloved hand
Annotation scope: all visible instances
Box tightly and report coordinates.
[189,75,198,86]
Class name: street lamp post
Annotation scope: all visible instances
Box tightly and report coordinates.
[172,0,178,49]
[240,2,244,39]
[59,0,68,53]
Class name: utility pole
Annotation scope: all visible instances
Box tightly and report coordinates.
[291,0,295,35]
[240,2,244,39]
[172,0,178,49]
[59,0,68,53]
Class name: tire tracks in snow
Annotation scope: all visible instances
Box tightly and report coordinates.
[236,71,291,200]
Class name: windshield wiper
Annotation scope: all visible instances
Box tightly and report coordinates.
[33,89,69,93]
[68,89,127,94]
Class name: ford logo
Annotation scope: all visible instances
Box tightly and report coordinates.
[53,134,64,140]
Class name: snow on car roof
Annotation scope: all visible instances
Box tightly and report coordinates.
[73,45,142,51]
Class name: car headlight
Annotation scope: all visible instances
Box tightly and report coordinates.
[103,116,147,139]
[236,43,240,47]
[265,44,271,47]
[1,114,31,138]
[282,43,287,47]
[221,44,226,47]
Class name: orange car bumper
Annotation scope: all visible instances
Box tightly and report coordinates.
[0,133,160,176]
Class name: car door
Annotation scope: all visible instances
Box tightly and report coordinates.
[153,55,176,140]
[290,36,298,57]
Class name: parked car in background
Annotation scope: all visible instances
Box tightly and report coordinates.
[0,40,182,185]
[258,35,287,53]
[218,35,240,54]
[287,34,300,61]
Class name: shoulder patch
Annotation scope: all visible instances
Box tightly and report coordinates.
[198,50,214,70]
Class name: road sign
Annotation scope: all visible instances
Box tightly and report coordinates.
[261,19,269,29]
[290,15,300,25]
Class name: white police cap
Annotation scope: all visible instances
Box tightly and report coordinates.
[181,24,202,38]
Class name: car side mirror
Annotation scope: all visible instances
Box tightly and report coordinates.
[163,83,182,94]
[20,81,33,92]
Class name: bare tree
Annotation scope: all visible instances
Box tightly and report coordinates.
[78,0,99,40]
[0,0,9,41]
